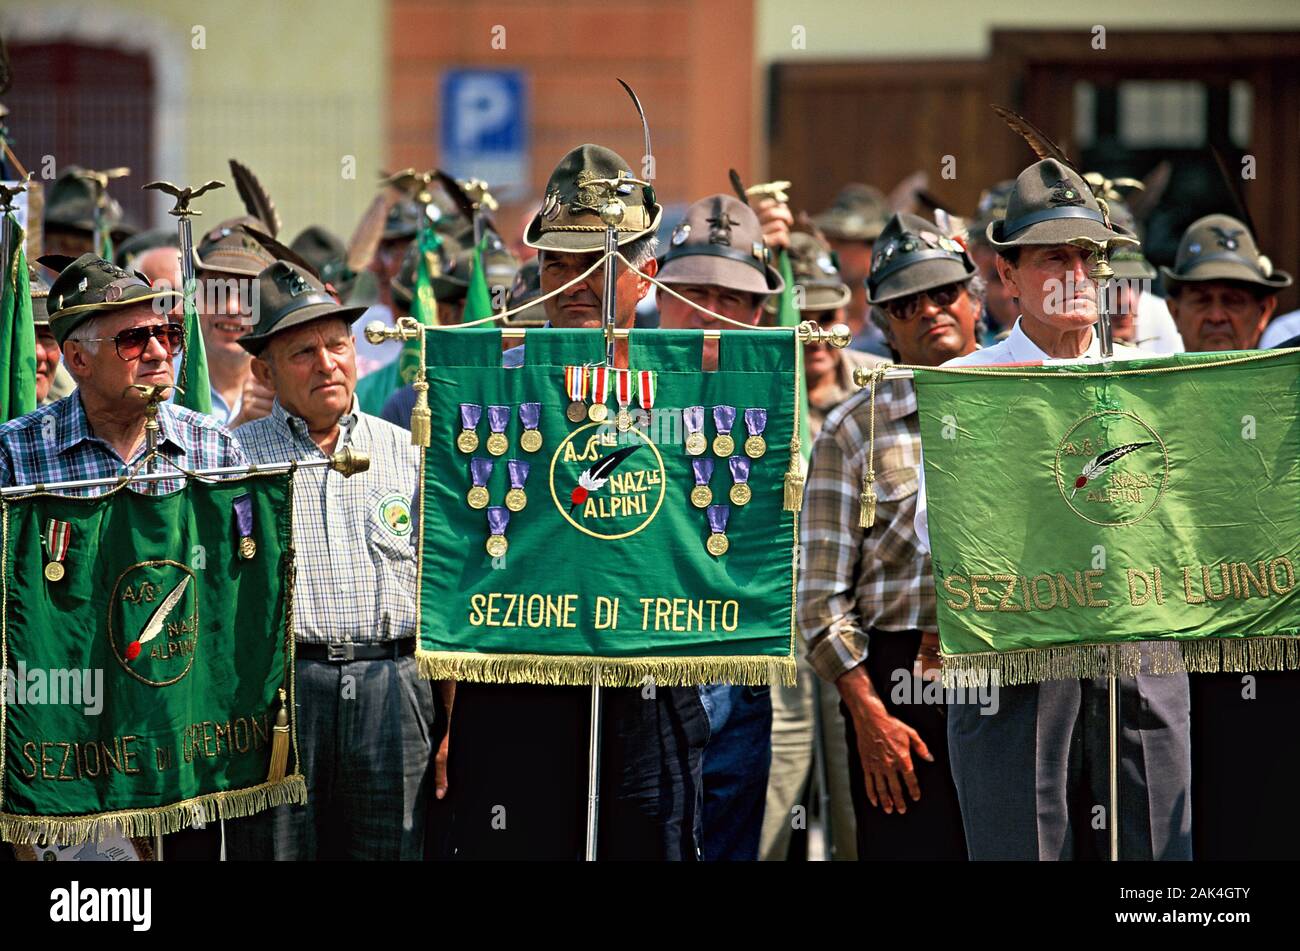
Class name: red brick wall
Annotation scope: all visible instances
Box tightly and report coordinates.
[387,0,755,226]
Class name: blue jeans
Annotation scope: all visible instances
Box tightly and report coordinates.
[698,683,773,861]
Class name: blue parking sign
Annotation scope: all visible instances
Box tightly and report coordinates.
[440,70,528,189]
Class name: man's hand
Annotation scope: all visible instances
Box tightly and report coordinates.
[228,375,275,429]
[434,729,450,800]
[754,196,793,251]
[836,664,933,814]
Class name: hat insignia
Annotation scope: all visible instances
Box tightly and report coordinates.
[105,283,123,302]
[77,277,89,292]
[1188,242,1201,255]
[671,223,691,246]
[1210,225,1243,251]
[572,171,608,213]
[284,272,311,297]
[1048,180,1085,207]
[541,188,561,221]
[706,205,739,245]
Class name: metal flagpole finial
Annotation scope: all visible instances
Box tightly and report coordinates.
[0,171,31,214]
[143,179,225,220]
[744,180,792,205]
[797,321,852,349]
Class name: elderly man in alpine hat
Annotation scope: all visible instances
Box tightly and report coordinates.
[914,159,1192,861]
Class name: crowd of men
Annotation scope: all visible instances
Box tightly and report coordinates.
[2,125,1295,860]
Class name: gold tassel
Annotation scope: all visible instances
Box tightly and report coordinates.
[858,470,877,528]
[409,379,431,447]
[858,364,885,528]
[782,438,804,512]
[266,688,289,784]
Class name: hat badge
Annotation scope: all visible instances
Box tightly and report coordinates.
[1210,225,1243,251]
[541,189,561,221]
[671,223,691,246]
[1048,180,1085,207]
[105,283,123,302]
[706,210,739,246]
[77,277,89,292]
[284,271,310,297]
[1188,243,1202,255]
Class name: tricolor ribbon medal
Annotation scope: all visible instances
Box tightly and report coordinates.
[457,403,482,453]
[729,456,752,506]
[505,460,530,512]
[486,505,511,557]
[614,368,634,432]
[589,366,611,422]
[468,457,493,509]
[635,369,656,428]
[684,405,707,455]
[564,366,589,423]
[234,492,256,560]
[706,503,730,556]
[744,408,768,459]
[712,405,737,457]
[519,402,543,453]
[43,518,71,582]
[486,404,512,456]
[691,458,714,508]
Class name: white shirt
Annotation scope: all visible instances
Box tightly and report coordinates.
[914,317,1148,551]
[1135,291,1184,354]
[1260,307,1300,349]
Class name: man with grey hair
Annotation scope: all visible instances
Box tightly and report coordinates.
[445,144,710,861]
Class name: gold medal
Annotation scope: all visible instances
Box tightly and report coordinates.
[566,400,587,423]
[744,435,766,459]
[730,483,752,506]
[486,432,509,456]
[457,430,479,453]
[486,535,508,557]
[505,488,527,512]
[588,403,609,423]
[685,432,707,455]
[467,486,490,509]
[713,434,735,457]
[44,562,65,582]
[616,408,632,432]
[706,533,730,556]
[520,429,543,453]
[690,485,713,508]
[239,537,258,559]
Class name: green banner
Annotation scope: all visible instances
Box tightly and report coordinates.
[416,328,799,686]
[914,350,1300,685]
[0,475,303,845]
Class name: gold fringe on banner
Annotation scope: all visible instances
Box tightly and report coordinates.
[940,636,1300,688]
[416,650,797,688]
[0,775,307,848]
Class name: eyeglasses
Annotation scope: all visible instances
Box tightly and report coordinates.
[76,323,186,361]
[883,283,963,321]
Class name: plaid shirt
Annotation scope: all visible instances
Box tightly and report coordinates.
[0,393,245,496]
[798,377,935,684]
[235,398,420,645]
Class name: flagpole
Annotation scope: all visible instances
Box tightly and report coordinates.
[0,448,370,496]
[585,662,602,861]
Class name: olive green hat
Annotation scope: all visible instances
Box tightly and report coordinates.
[391,230,520,308]
[812,184,890,242]
[1160,213,1291,292]
[866,213,976,305]
[28,264,51,326]
[237,261,368,355]
[658,194,783,297]
[193,215,278,277]
[1105,200,1157,281]
[40,253,183,345]
[985,159,1136,251]
[765,231,848,313]
[44,166,133,240]
[524,144,661,253]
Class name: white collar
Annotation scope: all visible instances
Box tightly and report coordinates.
[1003,317,1121,363]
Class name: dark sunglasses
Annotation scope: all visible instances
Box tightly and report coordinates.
[79,323,185,361]
[883,283,963,321]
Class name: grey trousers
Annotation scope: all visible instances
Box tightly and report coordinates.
[947,652,1192,861]
[224,654,437,860]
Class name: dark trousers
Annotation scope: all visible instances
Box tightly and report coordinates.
[699,684,773,861]
[841,629,967,860]
[447,682,708,860]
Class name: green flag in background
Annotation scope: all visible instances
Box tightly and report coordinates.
[397,219,442,386]
[0,475,303,845]
[98,230,114,264]
[463,232,494,322]
[0,213,36,422]
[774,248,811,463]
[177,277,213,415]
[913,351,1300,686]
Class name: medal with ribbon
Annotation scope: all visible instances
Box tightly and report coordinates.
[744,408,768,459]
[457,403,482,453]
[486,405,512,456]
[589,366,611,422]
[519,402,543,452]
[486,506,511,557]
[234,493,257,559]
[691,458,714,508]
[712,405,737,457]
[635,369,656,428]
[706,504,730,556]
[564,366,589,423]
[505,460,531,512]
[468,457,493,509]
[614,368,634,432]
[684,406,706,455]
[729,456,752,506]
[43,518,71,582]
